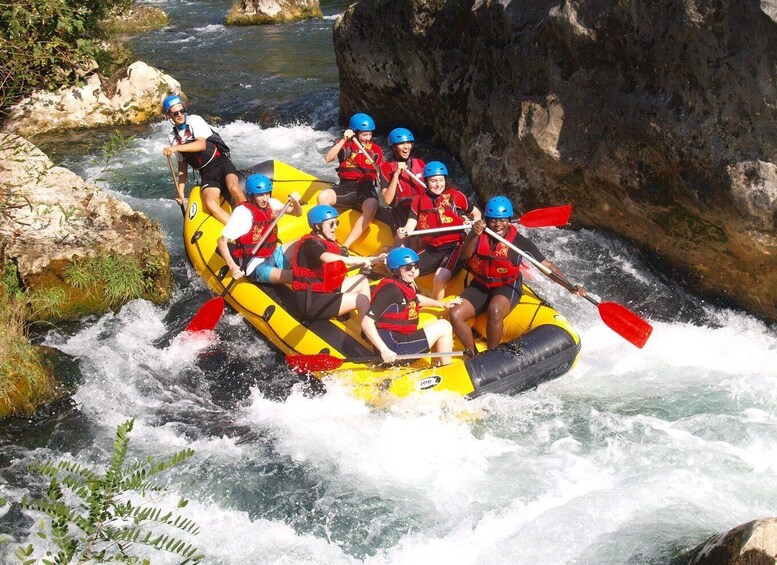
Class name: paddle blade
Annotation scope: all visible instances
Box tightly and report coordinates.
[518,205,572,228]
[185,296,225,333]
[286,354,344,373]
[323,260,347,292]
[598,301,653,348]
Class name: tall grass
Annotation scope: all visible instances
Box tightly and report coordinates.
[0,270,59,418]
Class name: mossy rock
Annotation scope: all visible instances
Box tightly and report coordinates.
[100,5,170,36]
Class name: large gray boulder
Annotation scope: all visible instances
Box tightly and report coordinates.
[2,62,181,137]
[334,0,777,322]
[0,134,170,321]
[688,517,777,564]
[226,0,322,25]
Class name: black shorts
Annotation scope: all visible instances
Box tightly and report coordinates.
[391,205,412,233]
[418,243,462,277]
[295,290,344,321]
[460,279,523,315]
[377,328,430,356]
[333,179,379,210]
[200,158,239,201]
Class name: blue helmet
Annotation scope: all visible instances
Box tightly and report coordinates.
[388,127,414,145]
[245,174,273,196]
[423,161,448,178]
[387,247,420,271]
[349,113,376,132]
[163,94,184,114]
[307,204,339,228]
[484,196,514,219]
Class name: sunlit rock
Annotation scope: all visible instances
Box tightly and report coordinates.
[0,134,171,321]
[688,517,777,564]
[334,0,777,322]
[226,0,322,25]
[2,62,181,137]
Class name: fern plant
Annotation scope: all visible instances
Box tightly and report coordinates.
[15,418,202,564]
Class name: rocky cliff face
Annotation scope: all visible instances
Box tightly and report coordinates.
[334,0,777,322]
[0,134,171,321]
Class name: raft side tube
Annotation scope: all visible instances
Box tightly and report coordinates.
[466,324,581,398]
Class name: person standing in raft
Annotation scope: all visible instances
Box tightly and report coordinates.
[292,205,386,322]
[161,94,245,225]
[396,161,482,301]
[449,196,585,357]
[362,247,461,366]
[216,174,302,284]
[379,127,426,235]
[318,113,384,255]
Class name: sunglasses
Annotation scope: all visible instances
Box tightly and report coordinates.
[400,262,419,271]
[324,220,339,228]
[169,109,187,117]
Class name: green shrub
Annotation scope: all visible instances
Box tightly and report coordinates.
[0,0,135,118]
[15,418,201,564]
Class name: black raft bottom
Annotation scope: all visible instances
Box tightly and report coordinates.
[465,324,581,399]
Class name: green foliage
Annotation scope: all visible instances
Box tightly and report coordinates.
[65,253,151,308]
[0,262,57,418]
[3,262,23,298]
[102,130,137,164]
[93,130,138,185]
[27,288,66,319]
[0,0,134,117]
[17,418,202,564]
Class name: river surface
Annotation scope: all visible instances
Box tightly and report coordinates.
[2,1,777,563]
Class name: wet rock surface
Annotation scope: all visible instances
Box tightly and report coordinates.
[334,0,777,322]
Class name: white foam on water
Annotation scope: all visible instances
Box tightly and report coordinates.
[193,24,224,33]
[19,117,777,563]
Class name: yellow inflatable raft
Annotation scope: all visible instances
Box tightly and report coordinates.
[183,160,581,402]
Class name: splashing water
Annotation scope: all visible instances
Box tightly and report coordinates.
[3,1,777,563]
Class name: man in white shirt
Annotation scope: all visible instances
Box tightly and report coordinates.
[217,174,302,284]
[161,94,245,224]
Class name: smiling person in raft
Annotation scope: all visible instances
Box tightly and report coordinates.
[291,205,386,322]
[318,113,385,256]
[396,161,482,301]
[379,127,426,237]
[216,174,302,284]
[449,196,586,357]
[361,247,462,366]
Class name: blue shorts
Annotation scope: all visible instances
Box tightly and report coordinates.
[250,245,289,283]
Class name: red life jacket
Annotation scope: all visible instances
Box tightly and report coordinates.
[415,189,468,248]
[232,202,277,261]
[380,158,426,210]
[291,234,342,291]
[372,278,420,334]
[337,140,384,182]
[172,124,227,171]
[468,225,522,288]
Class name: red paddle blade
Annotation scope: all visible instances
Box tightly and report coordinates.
[518,205,572,228]
[323,260,347,292]
[185,296,225,333]
[286,354,345,373]
[598,301,653,348]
